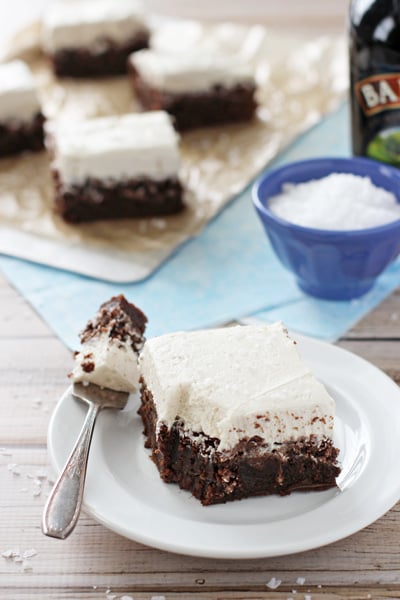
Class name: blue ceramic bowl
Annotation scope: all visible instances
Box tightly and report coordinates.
[252,157,400,300]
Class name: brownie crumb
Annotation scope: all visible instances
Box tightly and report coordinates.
[81,360,95,373]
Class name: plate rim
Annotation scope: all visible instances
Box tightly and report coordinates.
[47,333,400,559]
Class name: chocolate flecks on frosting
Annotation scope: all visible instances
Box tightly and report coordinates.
[81,359,95,373]
[80,294,147,351]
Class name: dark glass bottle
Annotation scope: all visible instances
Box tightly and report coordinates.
[350,0,400,165]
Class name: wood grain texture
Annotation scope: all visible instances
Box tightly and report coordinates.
[146,0,349,31]
[1,292,400,597]
[342,289,400,340]
[1,592,400,600]
[1,450,400,594]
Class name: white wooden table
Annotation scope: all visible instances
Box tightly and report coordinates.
[1,273,400,599]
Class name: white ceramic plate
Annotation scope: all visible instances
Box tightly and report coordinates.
[47,334,400,559]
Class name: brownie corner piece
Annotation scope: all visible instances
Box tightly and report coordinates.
[0,112,45,158]
[0,60,45,157]
[42,0,150,78]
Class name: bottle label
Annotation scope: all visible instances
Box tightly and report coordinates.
[355,72,400,116]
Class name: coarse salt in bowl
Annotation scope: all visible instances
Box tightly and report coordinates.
[252,157,400,300]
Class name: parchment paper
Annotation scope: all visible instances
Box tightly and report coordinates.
[0,19,348,282]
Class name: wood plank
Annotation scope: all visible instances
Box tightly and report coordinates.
[0,590,399,600]
[1,449,400,591]
[0,338,71,371]
[0,339,71,444]
[146,0,349,31]
[344,289,400,340]
[0,272,51,339]
[337,340,400,384]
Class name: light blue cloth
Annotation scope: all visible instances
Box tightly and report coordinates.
[1,102,399,348]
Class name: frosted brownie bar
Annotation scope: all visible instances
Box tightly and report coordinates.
[51,111,184,223]
[138,323,341,505]
[71,295,147,392]
[0,61,44,157]
[129,49,257,130]
[42,0,149,78]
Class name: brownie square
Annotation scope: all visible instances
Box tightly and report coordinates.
[138,324,341,506]
[129,50,257,131]
[51,111,184,223]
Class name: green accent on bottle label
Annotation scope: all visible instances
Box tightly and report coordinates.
[367,127,400,166]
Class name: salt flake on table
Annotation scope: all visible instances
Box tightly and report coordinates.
[296,577,306,585]
[266,577,282,589]
[7,463,21,475]
[35,470,47,479]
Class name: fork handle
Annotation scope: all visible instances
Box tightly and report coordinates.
[42,402,101,539]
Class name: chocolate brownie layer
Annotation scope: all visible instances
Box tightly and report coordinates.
[139,381,341,506]
[52,31,149,78]
[53,171,184,223]
[0,113,45,158]
[130,66,257,131]
[81,294,147,351]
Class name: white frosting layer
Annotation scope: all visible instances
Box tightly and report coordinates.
[130,49,255,94]
[71,332,140,392]
[139,323,335,452]
[0,60,40,122]
[53,111,180,183]
[42,0,148,53]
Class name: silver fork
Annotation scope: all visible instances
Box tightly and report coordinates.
[42,382,129,539]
